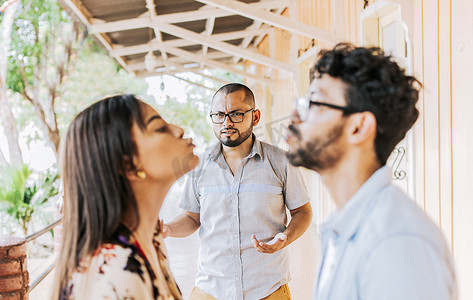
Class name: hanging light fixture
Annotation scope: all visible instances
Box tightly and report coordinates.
[144,28,157,72]
[145,51,157,72]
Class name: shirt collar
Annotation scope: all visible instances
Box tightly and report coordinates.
[320,166,392,242]
[248,135,263,161]
[209,141,222,161]
[207,134,263,162]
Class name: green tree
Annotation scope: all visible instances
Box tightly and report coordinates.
[54,39,147,135]
[0,164,59,236]
[6,0,82,153]
[158,94,214,144]
[0,0,22,166]
[1,0,146,166]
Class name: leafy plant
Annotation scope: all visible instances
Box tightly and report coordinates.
[0,164,59,236]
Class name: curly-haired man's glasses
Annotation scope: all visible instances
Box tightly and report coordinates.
[294,96,358,122]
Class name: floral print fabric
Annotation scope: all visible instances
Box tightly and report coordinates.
[62,225,182,300]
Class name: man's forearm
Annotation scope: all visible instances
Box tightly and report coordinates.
[284,202,313,245]
[166,212,201,238]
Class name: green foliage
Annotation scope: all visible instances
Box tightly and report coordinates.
[57,39,147,134]
[158,95,214,143]
[4,0,147,151]
[0,164,59,236]
[155,70,244,144]
[6,0,71,94]
[210,68,244,84]
[3,0,243,164]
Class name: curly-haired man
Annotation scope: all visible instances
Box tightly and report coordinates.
[285,43,457,300]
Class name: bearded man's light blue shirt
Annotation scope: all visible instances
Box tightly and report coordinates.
[180,138,310,300]
[314,166,457,300]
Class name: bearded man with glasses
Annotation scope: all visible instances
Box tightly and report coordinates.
[164,83,312,300]
[286,43,456,300]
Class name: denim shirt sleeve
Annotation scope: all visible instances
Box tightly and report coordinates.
[359,235,456,300]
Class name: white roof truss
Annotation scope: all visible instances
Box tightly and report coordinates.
[194,0,343,43]
[60,0,344,86]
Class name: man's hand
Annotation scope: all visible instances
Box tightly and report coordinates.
[251,233,287,253]
[160,219,171,238]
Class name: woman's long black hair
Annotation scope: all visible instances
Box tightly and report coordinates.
[52,94,146,299]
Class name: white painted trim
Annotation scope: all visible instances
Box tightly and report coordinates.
[160,44,272,84]
[112,28,271,56]
[171,75,217,91]
[90,0,288,34]
[296,45,319,65]
[202,17,216,63]
[194,0,343,44]
[155,22,293,72]
[126,51,233,70]
[232,21,263,64]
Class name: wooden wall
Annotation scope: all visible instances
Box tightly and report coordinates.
[412,0,473,298]
[247,0,473,298]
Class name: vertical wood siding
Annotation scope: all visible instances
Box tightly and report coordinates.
[250,0,472,296]
[450,0,473,297]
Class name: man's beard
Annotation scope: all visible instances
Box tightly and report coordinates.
[286,122,345,172]
[219,125,253,147]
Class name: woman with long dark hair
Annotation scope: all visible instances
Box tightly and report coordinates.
[52,94,199,299]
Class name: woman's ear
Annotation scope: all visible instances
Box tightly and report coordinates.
[347,112,377,145]
[123,156,146,181]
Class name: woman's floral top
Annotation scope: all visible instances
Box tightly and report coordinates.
[62,224,182,300]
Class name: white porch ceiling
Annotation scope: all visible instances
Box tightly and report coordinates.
[58,0,343,85]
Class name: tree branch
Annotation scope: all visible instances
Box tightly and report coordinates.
[0,147,8,167]
[18,64,34,102]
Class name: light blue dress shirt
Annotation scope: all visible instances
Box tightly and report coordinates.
[180,137,310,300]
[314,166,457,300]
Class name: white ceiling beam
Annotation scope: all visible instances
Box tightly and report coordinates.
[253,34,266,48]
[154,29,168,60]
[159,44,271,85]
[146,0,168,61]
[194,0,343,44]
[172,75,218,91]
[92,17,148,33]
[126,51,233,70]
[112,28,271,56]
[90,0,288,34]
[155,22,293,72]
[146,0,156,17]
[132,62,230,85]
[233,21,263,64]
[202,17,215,57]
[137,67,197,77]
[233,6,284,64]
[167,63,230,85]
[136,66,202,77]
[137,71,219,91]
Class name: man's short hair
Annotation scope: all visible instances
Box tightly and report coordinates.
[313,43,421,165]
[212,83,255,108]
